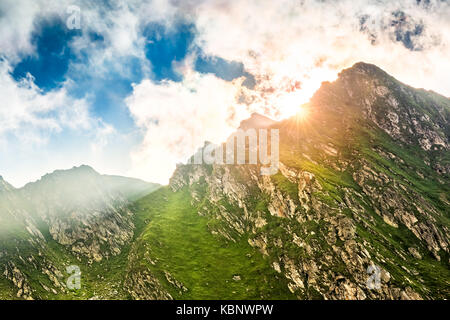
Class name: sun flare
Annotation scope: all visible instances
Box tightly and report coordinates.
[268,67,338,120]
[296,104,309,120]
[271,90,312,120]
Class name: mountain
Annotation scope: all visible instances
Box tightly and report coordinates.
[0,166,159,299]
[0,176,15,193]
[125,62,449,300]
[239,112,277,130]
[0,62,448,300]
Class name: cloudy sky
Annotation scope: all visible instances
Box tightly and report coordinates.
[0,0,449,186]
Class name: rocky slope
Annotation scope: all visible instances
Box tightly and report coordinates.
[126,62,449,300]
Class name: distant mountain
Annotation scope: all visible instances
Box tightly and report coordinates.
[0,166,159,299]
[239,112,277,130]
[21,165,159,211]
[0,176,15,193]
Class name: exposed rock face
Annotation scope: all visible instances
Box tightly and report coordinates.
[169,162,432,300]
[0,177,15,193]
[324,62,449,152]
[47,209,135,263]
[3,262,33,300]
[124,268,172,300]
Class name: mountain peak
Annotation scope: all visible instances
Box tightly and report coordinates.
[52,164,98,176]
[239,113,277,130]
[350,61,381,71]
[0,176,15,192]
[311,62,450,152]
[71,164,98,173]
[21,165,100,190]
[339,61,390,80]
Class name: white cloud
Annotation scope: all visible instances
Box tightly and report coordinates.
[0,0,140,185]
[0,60,92,140]
[0,59,117,186]
[126,67,248,184]
[191,0,450,102]
[0,0,42,62]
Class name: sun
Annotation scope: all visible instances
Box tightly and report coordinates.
[273,90,310,119]
[270,67,338,120]
[296,104,309,120]
[274,90,311,120]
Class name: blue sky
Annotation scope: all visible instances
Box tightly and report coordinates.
[0,0,448,186]
[10,16,249,133]
[0,4,254,186]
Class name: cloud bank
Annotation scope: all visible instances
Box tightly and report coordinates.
[0,0,449,185]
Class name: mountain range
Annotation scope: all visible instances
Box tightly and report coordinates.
[0,62,448,300]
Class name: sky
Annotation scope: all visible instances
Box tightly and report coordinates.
[0,0,449,187]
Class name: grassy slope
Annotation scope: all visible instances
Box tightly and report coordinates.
[0,278,17,300]
[55,246,131,300]
[130,187,295,300]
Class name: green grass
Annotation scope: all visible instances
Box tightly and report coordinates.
[0,277,18,300]
[130,187,296,300]
[56,245,132,300]
[271,172,299,202]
